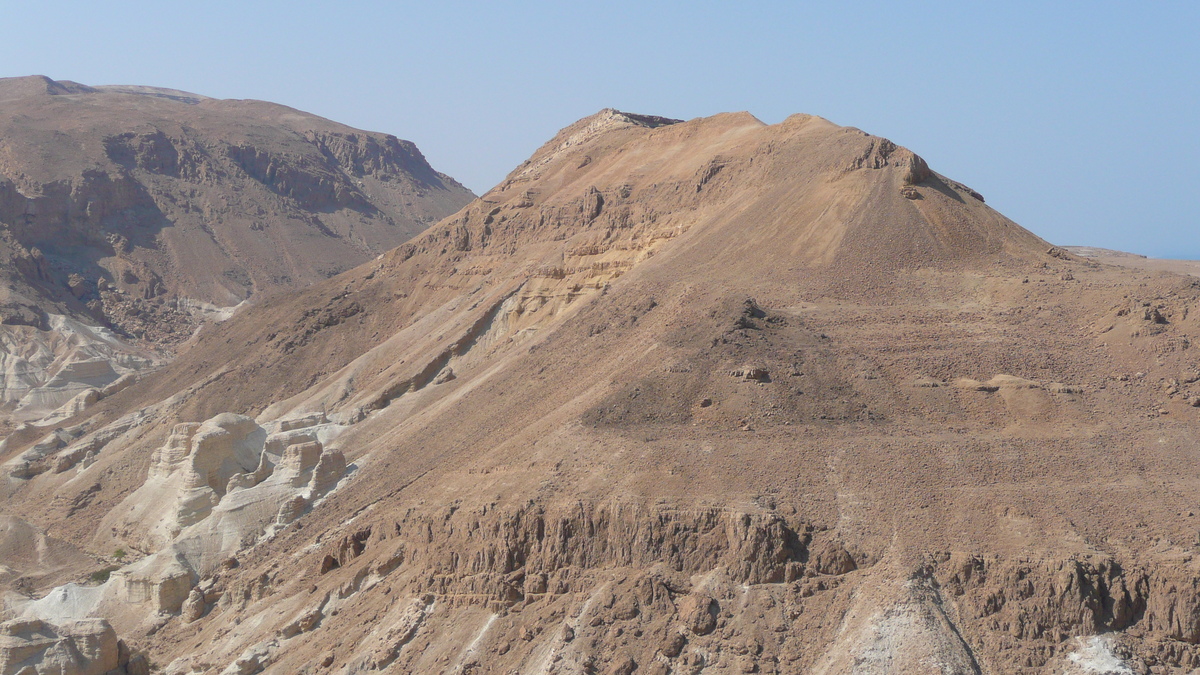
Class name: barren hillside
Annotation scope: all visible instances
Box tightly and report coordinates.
[3,109,1199,674]
[0,75,473,428]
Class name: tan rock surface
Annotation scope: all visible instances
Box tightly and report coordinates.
[0,617,124,675]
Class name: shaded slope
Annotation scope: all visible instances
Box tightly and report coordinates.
[0,75,474,424]
[0,75,473,318]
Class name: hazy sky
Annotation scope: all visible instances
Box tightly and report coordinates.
[2,1,1196,258]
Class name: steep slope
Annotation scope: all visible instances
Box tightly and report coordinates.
[5,109,1200,674]
[0,75,474,425]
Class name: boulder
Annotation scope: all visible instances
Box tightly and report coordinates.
[99,373,137,397]
[276,496,309,525]
[278,412,328,432]
[112,553,194,613]
[66,274,89,299]
[677,594,717,635]
[180,586,206,624]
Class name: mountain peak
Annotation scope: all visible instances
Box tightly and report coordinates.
[480,109,1043,284]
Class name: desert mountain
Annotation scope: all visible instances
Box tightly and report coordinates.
[0,75,473,427]
[3,109,1200,674]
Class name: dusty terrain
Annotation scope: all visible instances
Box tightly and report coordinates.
[2,108,1199,674]
[1067,247,1200,278]
[0,75,473,429]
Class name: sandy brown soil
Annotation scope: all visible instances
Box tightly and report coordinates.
[3,109,1199,674]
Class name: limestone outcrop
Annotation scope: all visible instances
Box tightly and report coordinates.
[0,314,156,424]
[105,413,267,549]
[0,618,127,675]
[97,412,347,613]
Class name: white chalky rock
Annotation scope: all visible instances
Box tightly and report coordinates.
[95,411,348,617]
[0,617,120,675]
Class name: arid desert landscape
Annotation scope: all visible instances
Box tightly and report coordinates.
[0,76,1198,674]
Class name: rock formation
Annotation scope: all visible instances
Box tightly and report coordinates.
[0,617,143,675]
[93,413,349,614]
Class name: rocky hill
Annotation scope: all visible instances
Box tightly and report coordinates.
[2,109,1199,674]
[0,75,473,427]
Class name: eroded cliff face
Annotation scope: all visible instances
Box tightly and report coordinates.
[0,75,473,428]
[150,498,1200,673]
[2,109,1199,674]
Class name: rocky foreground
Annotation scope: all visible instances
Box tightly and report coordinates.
[2,109,1199,673]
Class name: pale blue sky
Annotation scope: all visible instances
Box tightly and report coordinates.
[2,1,1196,257]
